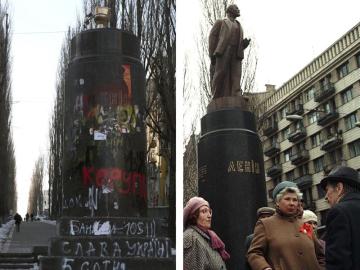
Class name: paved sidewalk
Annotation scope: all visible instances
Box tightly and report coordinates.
[2,221,56,253]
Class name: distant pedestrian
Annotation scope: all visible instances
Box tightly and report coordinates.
[30,213,34,221]
[244,207,275,270]
[184,196,229,270]
[320,165,360,270]
[14,213,22,232]
[247,181,325,270]
[25,213,29,222]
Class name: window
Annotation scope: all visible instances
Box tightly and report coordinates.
[302,187,313,210]
[328,149,343,165]
[317,184,326,199]
[280,107,288,120]
[345,112,358,130]
[308,111,318,124]
[341,87,353,104]
[349,139,360,158]
[282,127,290,140]
[320,75,331,90]
[304,87,315,102]
[337,62,349,79]
[314,156,324,173]
[297,141,306,151]
[311,133,321,147]
[286,170,295,181]
[356,53,360,68]
[298,164,309,176]
[284,148,292,162]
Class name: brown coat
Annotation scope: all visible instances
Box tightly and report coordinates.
[247,213,325,270]
[209,18,244,60]
[184,226,227,270]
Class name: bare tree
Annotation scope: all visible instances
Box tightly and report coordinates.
[0,2,17,222]
[48,27,80,218]
[27,156,44,215]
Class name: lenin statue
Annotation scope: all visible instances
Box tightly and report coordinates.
[209,4,250,98]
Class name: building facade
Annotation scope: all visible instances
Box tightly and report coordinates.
[258,22,360,225]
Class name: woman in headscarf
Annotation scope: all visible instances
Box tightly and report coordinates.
[247,181,325,270]
[184,196,229,270]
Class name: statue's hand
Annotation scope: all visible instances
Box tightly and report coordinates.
[243,38,251,49]
[211,56,216,65]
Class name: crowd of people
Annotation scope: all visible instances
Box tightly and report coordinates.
[184,165,360,270]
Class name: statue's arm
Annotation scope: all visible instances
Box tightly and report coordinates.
[208,20,222,59]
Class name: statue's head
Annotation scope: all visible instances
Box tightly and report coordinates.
[226,4,240,18]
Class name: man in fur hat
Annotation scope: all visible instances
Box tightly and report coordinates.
[320,165,360,270]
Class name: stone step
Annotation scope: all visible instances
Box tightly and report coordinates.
[0,253,34,258]
[0,257,36,263]
[0,263,35,269]
[39,256,175,270]
[49,236,172,258]
[57,217,167,237]
[0,253,36,269]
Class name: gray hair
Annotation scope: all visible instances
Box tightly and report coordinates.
[275,187,303,203]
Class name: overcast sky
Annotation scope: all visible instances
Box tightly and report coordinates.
[178,0,360,140]
[10,0,83,215]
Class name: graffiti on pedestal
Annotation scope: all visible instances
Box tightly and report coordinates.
[63,63,146,216]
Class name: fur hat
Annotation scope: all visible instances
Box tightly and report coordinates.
[272,181,298,200]
[302,210,318,224]
[183,197,209,228]
[257,207,275,218]
[320,166,360,189]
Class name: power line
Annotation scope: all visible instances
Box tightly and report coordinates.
[13,30,67,35]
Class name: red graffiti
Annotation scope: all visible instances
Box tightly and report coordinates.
[82,166,146,200]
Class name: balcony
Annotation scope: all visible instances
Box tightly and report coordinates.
[286,104,304,117]
[317,111,339,126]
[293,174,312,188]
[287,127,306,143]
[320,133,343,151]
[324,160,347,175]
[314,83,335,102]
[263,121,278,137]
[266,164,282,178]
[290,149,309,165]
[264,142,280,157]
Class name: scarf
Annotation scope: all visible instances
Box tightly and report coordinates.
[275,206,299,222]
[197,225,230,260]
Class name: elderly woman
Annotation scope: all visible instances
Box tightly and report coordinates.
[184,196,229,270]
[247,181,325,270]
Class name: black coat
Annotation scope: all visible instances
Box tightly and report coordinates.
[244,234,253,270]
[325,192,360,270]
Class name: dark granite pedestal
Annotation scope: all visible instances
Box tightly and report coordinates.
[198,97,267,270]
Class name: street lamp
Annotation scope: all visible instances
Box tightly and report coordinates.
[286,114,303,121]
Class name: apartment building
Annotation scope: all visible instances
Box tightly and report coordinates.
[258,22,360,225]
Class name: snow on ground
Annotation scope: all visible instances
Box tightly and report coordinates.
[0,220,15,251]
[40,219,56,226]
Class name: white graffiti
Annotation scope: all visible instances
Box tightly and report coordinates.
[93,221,111,235]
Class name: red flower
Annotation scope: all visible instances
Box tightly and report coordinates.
[299,223,313,239]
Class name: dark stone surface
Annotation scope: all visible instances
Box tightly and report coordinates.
[49,236,172,258]
[39,256,175,270]
[198,108,267,270]
[63,28,147,217]
[57,217,167,237]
